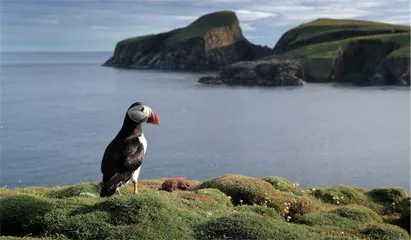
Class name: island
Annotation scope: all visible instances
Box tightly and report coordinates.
[103,11,272,70]
[103,11,410,86]
[0,174,409,239]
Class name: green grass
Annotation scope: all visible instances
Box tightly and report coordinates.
[310,185,367,205]
[276,18,409,53]
[0,175,409,239]
[196,174,277,205]
[387,46,410,58]
[360,224,410,240]
[263,176,302,194]
[284,33,410,59]
[331,204,383,223]
[166,11,239,45]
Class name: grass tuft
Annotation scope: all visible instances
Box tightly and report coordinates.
[0,194,55,236]
[196,174,276,206]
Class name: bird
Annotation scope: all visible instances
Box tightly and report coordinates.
[100,102,159,197]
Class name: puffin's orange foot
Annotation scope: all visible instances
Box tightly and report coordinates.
[116,189,121,196]
[133,183,139,195]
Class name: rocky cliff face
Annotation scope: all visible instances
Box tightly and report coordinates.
[371,54,410,85]
[198,59,305,86]
[297,40,410,86]
[329,40,411,85]
[104,11,273,70]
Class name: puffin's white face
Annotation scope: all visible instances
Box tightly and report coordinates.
[127,104,160,125]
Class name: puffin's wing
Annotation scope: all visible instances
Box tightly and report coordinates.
[101,140,121,183]
[123,137,145,171]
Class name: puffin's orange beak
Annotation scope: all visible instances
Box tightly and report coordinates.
[147,110,160,125]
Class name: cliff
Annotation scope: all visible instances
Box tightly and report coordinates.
[0,174,410,239]
[103,11,273,70]
[277,19,410,85]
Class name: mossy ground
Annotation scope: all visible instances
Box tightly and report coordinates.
[0,175,409,239]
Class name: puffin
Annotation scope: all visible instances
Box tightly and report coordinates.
[100,102,159,197]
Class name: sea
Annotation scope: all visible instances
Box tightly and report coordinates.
[1,52,410,190]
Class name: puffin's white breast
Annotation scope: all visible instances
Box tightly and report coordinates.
[131,134,147,183]
[138,134,147,154]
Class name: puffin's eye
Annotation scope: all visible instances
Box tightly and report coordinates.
[140,107,145,112]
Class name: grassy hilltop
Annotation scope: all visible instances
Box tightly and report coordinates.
[275,18,410,59]
[1,174,410,239]
[117,11,240,48]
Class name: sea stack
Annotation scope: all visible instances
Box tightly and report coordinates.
[103,11,273,70]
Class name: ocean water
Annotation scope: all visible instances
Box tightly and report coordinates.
[1,52,410,190]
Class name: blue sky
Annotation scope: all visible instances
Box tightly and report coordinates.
[1,0,410,52]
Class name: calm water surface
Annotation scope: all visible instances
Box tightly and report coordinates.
[1,52,410,190]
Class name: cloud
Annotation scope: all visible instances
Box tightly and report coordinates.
[235,10,276,21]
[249,0,410,24]
[90,26,110,30]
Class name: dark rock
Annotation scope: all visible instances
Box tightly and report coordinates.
[198,76,223,84]
[331,39,405,85]
[378,55,410,85]
[199,59,305,86]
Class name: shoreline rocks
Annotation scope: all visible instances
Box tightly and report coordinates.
[198,59,305,86]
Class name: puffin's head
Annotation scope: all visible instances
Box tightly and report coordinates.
[127,102,160,125]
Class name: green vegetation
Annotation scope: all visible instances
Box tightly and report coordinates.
[387,46,411,58]
[332,204,383,223]
[276,17,410,58]
[196,174,277,205]
[361,224,410,240]
[292,18,409,44]
[166,11,239,45]
[283,33,410,59]
[311,185,367,205]
[0,175,409,239]
[263,176,302,194]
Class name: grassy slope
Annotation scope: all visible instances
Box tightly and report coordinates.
[292,18,409,43]
[117,11,239,48]
[0,174,410,240]
[277,18,410,59]
[284,32,410,59]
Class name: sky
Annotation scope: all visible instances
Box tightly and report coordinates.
[1,0,410,52]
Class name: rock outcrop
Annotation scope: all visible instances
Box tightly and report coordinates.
[198,59,305,86]
[371,47,410,85]
[331,39,401,85]
[104,11,273,70]
[292,41,410,86]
